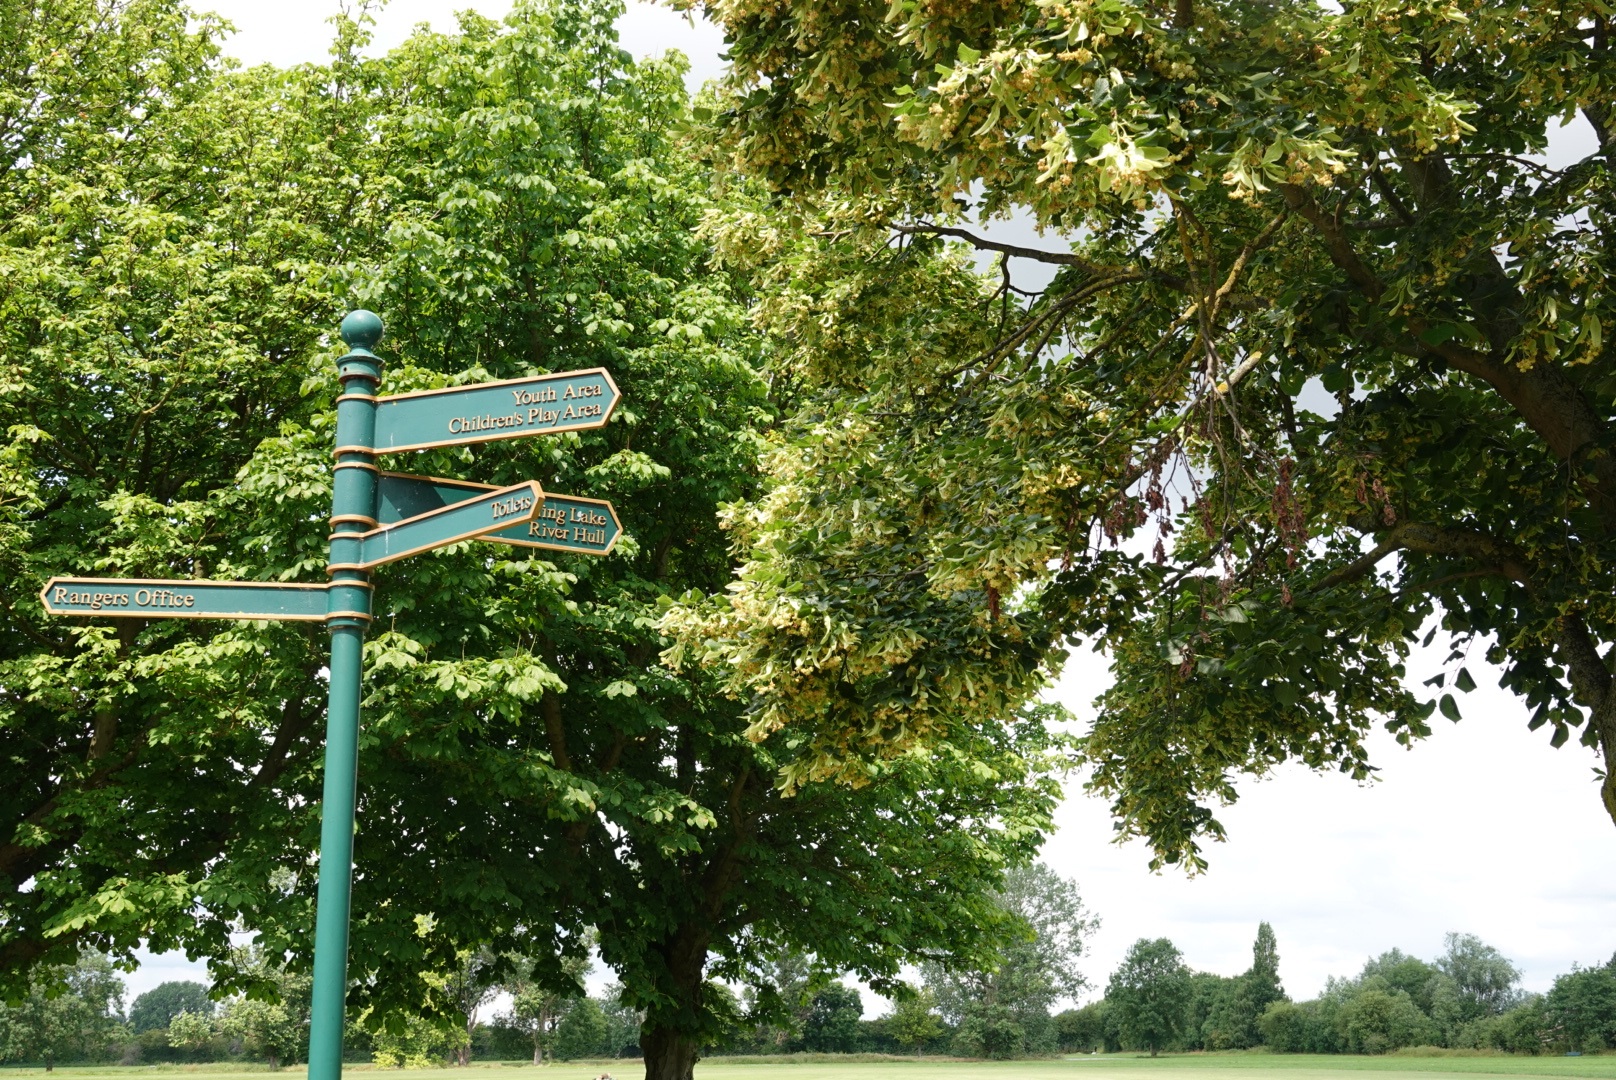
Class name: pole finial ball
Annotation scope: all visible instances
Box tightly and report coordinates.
[340,310,384,350]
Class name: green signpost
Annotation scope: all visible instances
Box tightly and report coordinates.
[37,311,624,1080]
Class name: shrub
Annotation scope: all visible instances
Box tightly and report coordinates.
[1341,989,1438,1054]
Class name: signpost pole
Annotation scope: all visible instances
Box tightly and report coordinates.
[308,311,384,1080]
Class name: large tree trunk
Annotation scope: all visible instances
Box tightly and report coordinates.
[640,1026,700,1080]
[639,925,712,1080]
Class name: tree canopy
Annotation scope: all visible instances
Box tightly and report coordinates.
[0,6,1070,1080]
[129,982,212,1034]
[668,0,1616,864]
[1107,938,1192,1056]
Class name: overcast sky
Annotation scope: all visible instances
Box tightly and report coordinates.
[123,0,1616,1016]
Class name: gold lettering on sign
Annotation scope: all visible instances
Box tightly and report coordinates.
[491,494,535,522]
[132,588,196,609]
[528,522,570,542]
[449,412,527,434]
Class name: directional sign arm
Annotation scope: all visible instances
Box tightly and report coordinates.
[377,472,621,556]
[372,369,619,454]
[354,480,542,569]
[40,579,329,620]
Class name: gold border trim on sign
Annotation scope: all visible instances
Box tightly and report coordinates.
[353,481,544,570]
[483,494,623,557]
[378,473,621,556]
[370,368,621,455]
[38,577,330,620]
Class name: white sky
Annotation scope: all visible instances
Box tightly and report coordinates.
[124,0,1616,1018]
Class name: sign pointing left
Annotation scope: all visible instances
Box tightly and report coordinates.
[40,578,329,621]
[349,480,542,569]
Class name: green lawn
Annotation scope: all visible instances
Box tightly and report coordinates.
[4,1055,1613,1080]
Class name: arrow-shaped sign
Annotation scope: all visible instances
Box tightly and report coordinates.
[377,472,621,556]
[353,480,543,569]
[373,369,619,454]
[40,578,329,620]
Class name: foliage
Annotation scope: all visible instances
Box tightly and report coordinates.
[887,988,945,1056]
[164,1011,214,1053]
[1056,1001,1114,1053]
[1544,955,1616,1052]
[1252,933,1535,1055]
[215,949,310,1071]
[129,982,212,1034]
[1200,923,1288,1049]
[498,952,592,1065]
[737,949,825,1052]
[800,985,862,1054]
[368,1011,458,1070]
[669,0,1616,863]
[0,951,125,1069]
[922,862,1096,1059]
[553,997,611,1060]
[0,0,377,994]
[1107,938,1192,1056]
[1436,933,1525,1024]
[1340,989,1439,1055]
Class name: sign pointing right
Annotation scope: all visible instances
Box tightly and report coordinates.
[354,480,542,569]
[373,369,619,454]
[377,472,621,556]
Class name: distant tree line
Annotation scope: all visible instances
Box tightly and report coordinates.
[1059,929,1616,1056]
[9,892,1616,1066]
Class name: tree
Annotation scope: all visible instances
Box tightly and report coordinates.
[800,984,862,1054]
[1545,955,1616,1052]
[215,949,311,1071]
[165,1011,215,1054]
[240,12,1070,1079]
[1359,950,1442,1016]
[129,982,212,1034]
[598,987,644,1058]
[443,949,499,1066]
[921,863,1097,1058]
[1056,1001,1112,1053]
[1249,923,1285,1010]
[2,11,1068,1080]
[888,988,944,1057]
[553,998,611,1060]
[0,951,125,1070]
[670,0,1616,865]
[738,948,821,1051]
[1340,988,1437,1054]
[1107,939,1191,1056]
[1436,933,1523,1023]
[500,953,592,1066]
[0,0,386,993]
[1201,923,1287,1049]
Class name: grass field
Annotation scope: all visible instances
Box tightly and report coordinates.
[4,1054,1614,1080]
